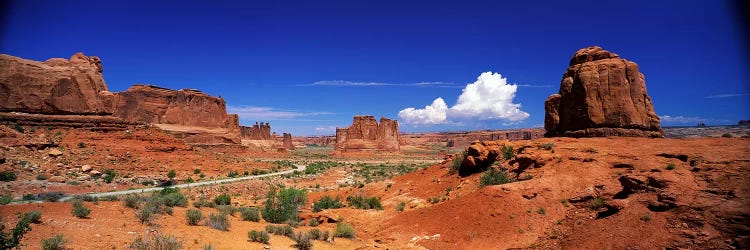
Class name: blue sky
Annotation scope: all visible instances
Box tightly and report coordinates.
[1,0,747,135]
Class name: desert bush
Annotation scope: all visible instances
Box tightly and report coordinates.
[590,196,604,210]
[213,193,231,206]
[39,192,65,202]
[501,144,514,160]
[248,230,270,244]
[186,209,202,225]
[666,163,676,170]
[308,219,319,227]
[73,194,98,202]
[41,234,66,250]
[0,196,11,205]
[227,170,239,178]
[36,174,48,180]
[0,211,32,249]
[129,232,182,250]
[102,169,116,183]
[396,202,406,212]
[261,187,307,223]
[124,194,143,209]
[239,207,260,222]
[217,205,238,216]
[25,210,42,224]
[312,195,344,212]
[265,224,294,237]
[12,124,24,133]
[449,150,467,174]
[722,133,733,138]
[293,232,313,250]
[100,195,119,202]
[167,170,176,180]
[71,200,91,218]
[304,161,341,175]
[0,171,17,182]
[308,228,322,240]
[538,143,555,150]
[206,213,229,231]
[346,195,383,210]
[321,231,330,242]
[77,142,86,148]
[193,198,215,208]
[156,187,188,207]
[480,168,512,187]
[334,222,355,238]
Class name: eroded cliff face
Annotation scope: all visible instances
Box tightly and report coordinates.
[544,46,663,138]
[113,84,238,130]
[0,53,115,115]
[241,122,271,140]
[335,116,399,152]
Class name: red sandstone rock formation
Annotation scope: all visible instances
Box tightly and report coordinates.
[335,116,399,152]
[283,133,293,150]
[0,53,115,115]
[544,46,663,137]
[241,122,271,140]
[113,84,239,130]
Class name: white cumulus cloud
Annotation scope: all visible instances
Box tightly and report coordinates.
[398,72,529,125]
[397,98,449,124]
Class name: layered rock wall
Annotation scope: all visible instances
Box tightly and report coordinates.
[335,116,399,152]
[544,46,663,137]
[241,122,271,140]
[0,53,115,115]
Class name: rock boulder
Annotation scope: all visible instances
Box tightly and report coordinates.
[544,46,663,137]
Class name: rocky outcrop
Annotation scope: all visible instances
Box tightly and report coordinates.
[113,84,239,130]
[283,133,293,150]
[335,116,399,152]
[0,53,115,115]
[544,46,663,138]
[241,122,271,140]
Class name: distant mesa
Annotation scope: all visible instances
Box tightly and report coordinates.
[241,122,271,140]
[544,46,664,138]
[738,120,750,127]
[335,115,399,152]
[0,52,300,146]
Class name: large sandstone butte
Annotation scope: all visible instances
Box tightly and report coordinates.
[113,84,239,130]
[241,122,271,140]
[335,115,399,152]
[0,53,115,115]
[544,46,663,138]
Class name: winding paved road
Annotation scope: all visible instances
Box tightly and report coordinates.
[54,164,306,202]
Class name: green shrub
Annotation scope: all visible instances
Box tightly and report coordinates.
[217,205,238,216]
[293,232,313,250]
[129,232,182,250]
[135,195,177,224]
[396,202,406,212]
[722,133,733,138]
[102,169,116,183]
[479,168,512,187]
[0,211,32,249]
[261,188,307,223]
[346,195,383,210]
[265,224,294,237]
[239,207,260,222]
[193,198,215,208]
[77,142,86,148]
[0,171,17,182]
[308,219,319,227]
[25,210,42,224]
[308,228,322,240]
[186,209,202,225]
[321,231,330,242]
[538,143,555,150]
[36,174,48,180]
[501,144,514,160]
[449,150,467,174]
[167,170,176,180]
[304,161,341,175]
[590,196,604,210]
[312,195,344,212]
[334,222,355,238]
[41,234,66,250]
[193,169,201,174]
[214,193,231,206]
[666,163,676,170]
[156,187,188,207]
[123,194,143,209]
[39,192,64,202]
[206,213,230,231]
[71,200,91,218]
[248,230,270,244]
[227,170,239,178]
[0,196,11,205]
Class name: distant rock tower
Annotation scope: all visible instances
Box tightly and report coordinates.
[544,46,663,138]
[335,115,399,152]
